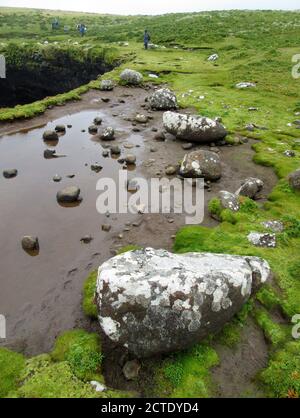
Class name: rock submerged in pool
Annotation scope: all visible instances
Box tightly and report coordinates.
[43,130,59,141]
[56,186,81,203]
[163,111,227,143]
[96,248,271,358]
[3,169,18,178]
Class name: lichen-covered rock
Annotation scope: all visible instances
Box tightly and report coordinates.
[261,220,284,233]
[247,232,276,248]
[148,89,178,110]
[179,150,221,180]
[235,82,256,89]
[101,127,115,141]
[218,191,240,212]
[208,53,219,62]
[96,248,271,357]
[236,177,264,199]
[163,112,227,143]
[100,79,114,91]
[288,168,300,190]
[120,69,143,86]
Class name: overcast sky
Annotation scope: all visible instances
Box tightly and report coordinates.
[0,0,299,15]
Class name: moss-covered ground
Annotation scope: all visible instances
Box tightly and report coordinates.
[0,7,300,398]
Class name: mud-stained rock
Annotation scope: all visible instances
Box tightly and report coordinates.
[120,69,143,86]
[288,168,300,190]
[100,79,114,91]
[96,248,271,358]
[21,236,39,251]
[43,130,59,141]
[236,177,264,199]
[163,111,227,143]
[148,88,178,110]
[56,186,80,203]
[179,150,221,180]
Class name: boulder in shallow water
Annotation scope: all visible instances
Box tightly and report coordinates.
[163,111,227,143]
[43,130,59,141]
[96,248,271,357]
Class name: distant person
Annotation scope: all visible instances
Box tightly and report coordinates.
[144,30,151,50]
[78,23,87,37]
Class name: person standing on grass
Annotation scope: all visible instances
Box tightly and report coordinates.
[144,30,151,50]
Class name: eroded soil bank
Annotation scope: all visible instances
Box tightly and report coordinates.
[0,85,278,394]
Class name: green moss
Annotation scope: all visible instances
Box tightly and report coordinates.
[82,270,98,320]
[208,197,222,219]
[256,285,281,310]
[260,342,300,398]
[0,348,25,398]
[254,309,287,347]
[51,330,103,381]
[220,209,238,225]
[117,245,142,255]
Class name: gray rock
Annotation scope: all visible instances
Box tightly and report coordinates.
[135,114,148,124]
[247,232,276,248]
[110,145,120,155]
[120,69,143,86]
[209,191,240,221]
[91,164,103,173]
[235,82,256,89]
[90,381,107,392]
[96,248,271,357]
[102,224,112,232]
[100,79,114,91]
[122,360,141,380]
[102,150,109,158]
[179,150,222,180]
[208,53,219,62]
[55,125,66,133]
[44,149,57,159]
[21,236,39,251]
[288,168,300,190]
[80,235,93,244]
[148,89,178,110]
[236,177,264,199]
[165,165,177,175]
[154,132,166,141]
[284,150,295,157]
[88,125,98,134]
[43,130,59,141]
[261,221,284,233]
[125,154,136,165]
[181,143,193,150]
[163,112,227,143]
[3,169,18,179]
[93,117,102,126]
[101,127,115,141]
[56,186,80,203]
[53,174,62,182]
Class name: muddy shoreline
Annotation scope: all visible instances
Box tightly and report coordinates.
[0,85,278,395]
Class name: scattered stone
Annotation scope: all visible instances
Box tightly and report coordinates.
[102,224,112,232]
[120,69,143,85]
[96,247,271,357]
[247,232,276,248]
[215,116,222,123]
[150,146,158,153]
[67,125,72,129]
[209,191,240,221]
[102,150,109,158]
[66,174,75,179]
[132,127,141,132]
[101,97,110,103]
[100,79,114,91]
[53,174,62,182]
[56,186,80,203]
[90,381,107,392]
[44,149,57,159]
[236,177,264,200]
[3,169,18,179]
[262,221,284,233]
[127,179,139,192]
[181,143,193,150]
[110,145,121,155]
[93,117,102,126]
[101,127,115,141]
[283,150,295,157]
[21,236,39,252]
[80,235,93,244]
[165,165,177,176]
[248,107,258,111]
[88,125,98,134]
[154,132,166,141]
[135,114,148,124]
[91,164,103,173]
[163,112,227,143]
[151,127,158,132]
[288,168,300,190]
[122,360,141,380]
[43,130,59,141]
[123,143,135,149]
[235,82,256,89]
[125,154,136,165]
[148,88,178,110]
[179,150,221,180]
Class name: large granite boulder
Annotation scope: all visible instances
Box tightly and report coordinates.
[148,88,178,110]
[120,69,143,86]
[96,248,271,358]
[179,150,222,180]
[163,111,227,143]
